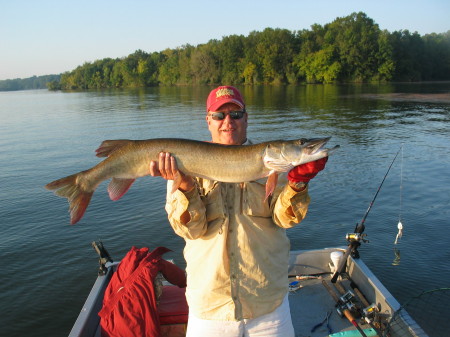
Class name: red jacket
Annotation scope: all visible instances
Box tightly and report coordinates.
[99,246,186,337]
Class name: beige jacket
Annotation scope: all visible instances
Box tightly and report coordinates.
[165,174,310,321]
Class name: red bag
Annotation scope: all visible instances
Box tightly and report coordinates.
[99,246,186,337]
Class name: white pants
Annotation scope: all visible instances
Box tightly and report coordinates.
[186,294,295,337]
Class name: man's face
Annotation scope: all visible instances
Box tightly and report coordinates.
[206,103,248,145]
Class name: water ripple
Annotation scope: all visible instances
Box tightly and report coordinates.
[1,85,449,336]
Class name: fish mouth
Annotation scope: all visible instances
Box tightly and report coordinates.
[304,137,340,155]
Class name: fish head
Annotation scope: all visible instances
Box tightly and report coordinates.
[263,137,339,172]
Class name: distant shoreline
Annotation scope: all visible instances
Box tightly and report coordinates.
[359,92,450,103]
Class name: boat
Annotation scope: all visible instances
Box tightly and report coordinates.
[68,244,427,337]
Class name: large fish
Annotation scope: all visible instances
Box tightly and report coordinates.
[45,138,338,224]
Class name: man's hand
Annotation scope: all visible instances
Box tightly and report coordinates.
[288,157,328,183]
[150,152,195,192]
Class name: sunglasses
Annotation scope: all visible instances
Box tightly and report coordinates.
[208,110,246,121]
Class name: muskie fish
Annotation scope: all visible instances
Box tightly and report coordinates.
[45,138,339,224]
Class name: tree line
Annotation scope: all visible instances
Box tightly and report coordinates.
[0,75,60,91]
[2,12,449,91]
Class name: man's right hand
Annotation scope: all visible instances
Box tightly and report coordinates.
[149,152,195,192]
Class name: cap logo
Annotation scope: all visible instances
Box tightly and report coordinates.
[216,88,234,98]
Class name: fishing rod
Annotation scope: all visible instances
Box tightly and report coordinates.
[331,147,402,283]
[322,279,369,337]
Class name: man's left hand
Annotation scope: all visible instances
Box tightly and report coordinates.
[288,157,328,183]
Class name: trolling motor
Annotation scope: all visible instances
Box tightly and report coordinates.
[331,148,401,283]
[92,241,113,275]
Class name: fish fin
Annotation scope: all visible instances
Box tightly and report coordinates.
[170,172,182,193]
[108,178,135,201]
[95,140,133,157]
[45,174,93,225]
[265,171,279,201]
[263,149,294,172]
[264,160,294,172]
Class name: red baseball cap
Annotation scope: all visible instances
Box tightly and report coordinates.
[206,86,245,112]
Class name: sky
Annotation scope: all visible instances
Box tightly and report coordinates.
[1,0,449,80]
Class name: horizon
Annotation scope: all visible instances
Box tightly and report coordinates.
[2,0,449,81]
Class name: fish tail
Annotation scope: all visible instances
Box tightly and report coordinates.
[45,173,93,225]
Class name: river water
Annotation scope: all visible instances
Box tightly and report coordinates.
[1,83,449,336]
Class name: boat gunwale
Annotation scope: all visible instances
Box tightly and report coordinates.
[69,248,426,337]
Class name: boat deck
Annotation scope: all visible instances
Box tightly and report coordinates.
[288,274,373,337]
[70,248,426,337]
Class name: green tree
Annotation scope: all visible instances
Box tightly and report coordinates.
[375,30,395,81]
[326,12,381,81]
[40,12,450,90]
[216,34,245,84]
[422,31,450,80]
[190,44,219,84]
[243,62,257,84]
[390,30,425,81]
[298,46,341,83]
[111,61,125,87]
[252,28,297,84]
[158,49,180,85]
[295,25,327,82]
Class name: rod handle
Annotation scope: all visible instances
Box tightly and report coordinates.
[335,281,346,295]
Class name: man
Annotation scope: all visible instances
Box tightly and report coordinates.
[150,86,327,337]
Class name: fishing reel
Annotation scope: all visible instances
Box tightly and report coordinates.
[345,229,369,259]
[336,290,359,318]
[362,303,391,330]
[363,303,379,321]
[345,233,369,244]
